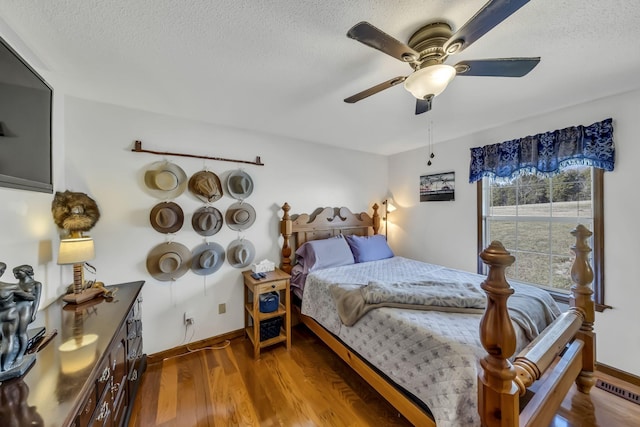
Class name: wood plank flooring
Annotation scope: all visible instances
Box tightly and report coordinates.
[130,325,640,426]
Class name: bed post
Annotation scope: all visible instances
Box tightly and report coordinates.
[372,203,380,235]
[570,224,596,393]
[280,202,293,274]
[477,241,519,427]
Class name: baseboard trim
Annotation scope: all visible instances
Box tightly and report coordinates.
[147,328,245,365]
[597,363,640,387]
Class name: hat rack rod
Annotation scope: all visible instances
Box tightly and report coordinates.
[132,140,264,166]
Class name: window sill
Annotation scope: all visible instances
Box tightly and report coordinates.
[548,291,612,313]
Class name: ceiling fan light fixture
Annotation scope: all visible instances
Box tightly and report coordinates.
[403,64,456,99]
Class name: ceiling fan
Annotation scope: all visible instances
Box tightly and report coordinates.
[344,0,540,115]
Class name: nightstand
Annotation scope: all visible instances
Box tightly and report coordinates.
[242,268,291,358]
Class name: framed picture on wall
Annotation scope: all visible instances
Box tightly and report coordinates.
[420,171,455,202]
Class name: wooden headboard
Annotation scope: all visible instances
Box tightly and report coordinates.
[279,202,380,274]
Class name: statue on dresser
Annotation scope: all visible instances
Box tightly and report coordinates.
[0,262,41,380]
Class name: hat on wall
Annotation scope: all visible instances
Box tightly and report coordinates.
[146,242,191,281]
[226,238,255,268]
[191,206,223,236]
[150,202,184,233]
[191,242,225,276]
[188,170,223,203]
[226,170,254,200]
[225,202,256,231]
[144,161,187,199]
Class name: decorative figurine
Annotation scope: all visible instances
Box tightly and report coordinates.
[0,262,41,380]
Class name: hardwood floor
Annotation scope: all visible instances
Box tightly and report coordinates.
[130,325,640,426]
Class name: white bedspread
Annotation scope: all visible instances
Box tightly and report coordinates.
[300,256,561,427]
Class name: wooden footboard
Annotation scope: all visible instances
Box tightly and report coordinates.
[477,225,596,427]
[279,203,596,427]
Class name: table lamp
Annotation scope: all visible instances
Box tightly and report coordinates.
[58,236,102,304]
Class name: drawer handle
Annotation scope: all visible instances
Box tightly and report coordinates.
[96,402,110,421]
[271,284,276,289]
[99,367,110,383]
[130,369,138,382]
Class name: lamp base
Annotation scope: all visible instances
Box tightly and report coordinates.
[62,287,104,305]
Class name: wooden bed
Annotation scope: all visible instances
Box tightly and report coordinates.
[279,202,596,427]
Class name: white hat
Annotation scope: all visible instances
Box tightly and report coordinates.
[144,161,187,199]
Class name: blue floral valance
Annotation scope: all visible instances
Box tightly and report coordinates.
[469,118,614,183]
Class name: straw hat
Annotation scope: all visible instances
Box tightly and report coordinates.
[225,202,256,231]
[188,170,223,203]
[150,202,184,234]
[144,161,187,199]
[191,242,225,275]
[146,242,191,281]
[191,206,223,236]
[226,170,254,200]
[226,239,255,268]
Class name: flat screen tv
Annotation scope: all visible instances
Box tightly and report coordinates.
[0,35,52,193]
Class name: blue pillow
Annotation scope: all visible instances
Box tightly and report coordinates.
[295,236,355,272]
[345,234,394,263]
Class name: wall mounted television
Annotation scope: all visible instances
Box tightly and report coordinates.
[0,35,52,193]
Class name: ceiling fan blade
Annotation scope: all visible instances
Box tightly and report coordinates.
[347,22,420,63]
[454,57,540,77]
[443,0,531,55]
[344,76,407,103]
[415,96,433,115]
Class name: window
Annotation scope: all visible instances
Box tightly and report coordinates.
[477,167,607,310]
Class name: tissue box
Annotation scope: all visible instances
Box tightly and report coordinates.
[259,291,279,313]
[251,259,275,274]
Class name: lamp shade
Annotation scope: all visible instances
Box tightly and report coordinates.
[57,238,95,265]
[404,64,456,99]
[386,201,397,213]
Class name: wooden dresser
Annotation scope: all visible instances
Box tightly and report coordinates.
[0,281,146,427]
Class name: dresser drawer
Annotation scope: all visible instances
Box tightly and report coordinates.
[90,379,113,427]
[76,382,97,427]
[94,356,112,403]
[255,279,287,294]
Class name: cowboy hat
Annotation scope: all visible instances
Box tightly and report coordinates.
[191,206,223,236]
[191,242,225,275]
[226,238,255,268]
[225,202,256,231]
[188,170,223,203]
[150,202,184,234]
[146,242,191,281]
[226,170,254,200]
[144,161,187,199]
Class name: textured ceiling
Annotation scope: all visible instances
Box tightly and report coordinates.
[1,0,639,155]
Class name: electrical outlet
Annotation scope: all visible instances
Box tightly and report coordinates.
[218,303,226,314]
[184,311,194,325]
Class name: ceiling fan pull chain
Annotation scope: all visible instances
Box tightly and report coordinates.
[427,121,434,166]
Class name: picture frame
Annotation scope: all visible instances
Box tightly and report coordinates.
[420,171,455,202]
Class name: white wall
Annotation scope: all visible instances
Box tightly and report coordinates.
[62,96,387,354]
[388,89,640,377]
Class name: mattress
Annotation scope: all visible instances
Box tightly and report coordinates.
[300,256,561,427]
